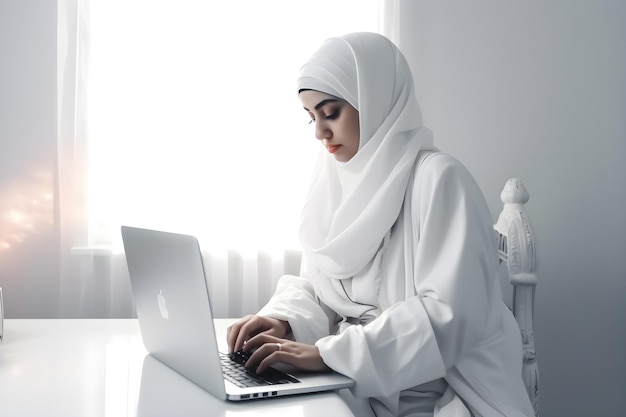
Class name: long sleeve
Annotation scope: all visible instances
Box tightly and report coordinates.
[256,273,338,345]
[412,154,501,366]
[315,153,501,399]
[257,153,533,416]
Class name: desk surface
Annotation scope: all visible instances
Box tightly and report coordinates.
[0,319,355,417]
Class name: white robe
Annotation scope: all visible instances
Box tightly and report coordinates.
[258,152,535,417]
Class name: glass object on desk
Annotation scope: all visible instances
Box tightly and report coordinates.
[0,287,3,342]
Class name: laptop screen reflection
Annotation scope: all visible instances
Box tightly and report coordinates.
[137,354,309,417]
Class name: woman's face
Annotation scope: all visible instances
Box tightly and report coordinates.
[299,90,360,162]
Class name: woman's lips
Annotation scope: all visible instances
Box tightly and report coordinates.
[326,145,341,154]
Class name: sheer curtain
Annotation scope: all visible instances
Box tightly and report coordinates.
[84,1,380,252]
[57,0,381,317]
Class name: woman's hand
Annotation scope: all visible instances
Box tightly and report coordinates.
[226,315,291,353]
[243,333,330,374]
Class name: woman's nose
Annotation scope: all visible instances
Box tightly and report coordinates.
[315,120,331,141]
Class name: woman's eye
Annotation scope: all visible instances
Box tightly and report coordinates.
[324,110,339,120]
[306,107,340,125]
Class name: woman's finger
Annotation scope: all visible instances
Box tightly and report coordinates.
[242,332,282,352]
[226,315,253,352]
[243,336,330,374]
[233,319,265,353]
[232,317,283,352]
[246,341,287,372]
[256,350,291,374]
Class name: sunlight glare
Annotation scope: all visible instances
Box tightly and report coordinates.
[87,0,380,252]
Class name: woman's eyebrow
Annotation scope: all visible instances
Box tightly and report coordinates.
[303,98,339,112]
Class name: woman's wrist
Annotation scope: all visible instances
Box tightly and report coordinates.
[278,319,292,337]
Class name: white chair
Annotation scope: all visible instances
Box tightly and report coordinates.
[494,178,539,416]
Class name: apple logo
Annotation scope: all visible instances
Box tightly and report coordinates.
[157,289,169,320]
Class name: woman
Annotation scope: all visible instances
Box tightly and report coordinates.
[227,32,534,417]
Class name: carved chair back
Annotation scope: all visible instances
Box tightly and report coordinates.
[494,178,539,416]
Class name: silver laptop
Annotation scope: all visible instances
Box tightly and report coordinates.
[121,226,354,401]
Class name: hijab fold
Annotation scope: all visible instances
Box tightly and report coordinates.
[297,32,434,321]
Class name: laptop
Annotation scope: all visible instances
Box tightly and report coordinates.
[121,226,354,401]
[136,354,332,416]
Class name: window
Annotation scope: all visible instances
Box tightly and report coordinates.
[84,0,380,252]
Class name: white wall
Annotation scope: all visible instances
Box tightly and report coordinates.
[396,1,626,416]
[0,0,61,317]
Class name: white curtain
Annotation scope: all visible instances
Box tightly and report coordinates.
[54,0,381,318]
[83,0,380,252]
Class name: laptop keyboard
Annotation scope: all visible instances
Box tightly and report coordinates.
[220,350,300,388]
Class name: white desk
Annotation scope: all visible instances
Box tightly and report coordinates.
[0,319,355,417]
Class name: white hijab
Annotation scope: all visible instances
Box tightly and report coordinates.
[297,32,434,322]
